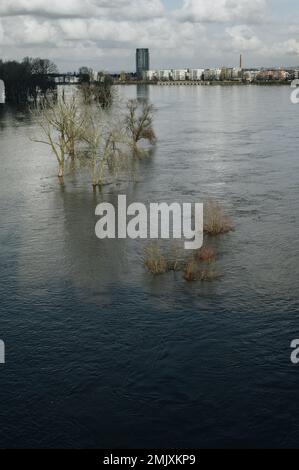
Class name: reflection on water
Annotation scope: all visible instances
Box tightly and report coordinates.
[137,84,150,101]
[0,85,299,448]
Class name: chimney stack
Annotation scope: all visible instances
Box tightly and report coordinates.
[240,54,243,69]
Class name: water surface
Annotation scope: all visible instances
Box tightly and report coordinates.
[0,85,299,448]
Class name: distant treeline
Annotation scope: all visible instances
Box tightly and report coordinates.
[0,57,58,104]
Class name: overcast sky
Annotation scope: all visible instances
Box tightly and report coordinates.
[0,0,298,72]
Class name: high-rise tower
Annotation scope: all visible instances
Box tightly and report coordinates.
[136,49,150,79]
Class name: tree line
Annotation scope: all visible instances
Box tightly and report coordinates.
[0,57,58,104]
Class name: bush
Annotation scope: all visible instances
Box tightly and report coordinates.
[183,259,219,282]
[183,260,198,282]
[197,265,219,282]
[144,244,168,275]
[196,246,217,262]
[204,201,233,236]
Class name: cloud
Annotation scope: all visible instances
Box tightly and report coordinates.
[1,17,57,45]
[226,25,262,51]
[178,0,267,23]
[0,0,164,19]
[0,0,92,18]
[0,0,298,70]
[264,39,299,59]
[284,39,299,56]
[58,17,202,51]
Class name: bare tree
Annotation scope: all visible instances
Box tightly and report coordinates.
[31,95,86,179]
[80,108,129,188]
[63,95,87,159]
[23,57,58,75]
[31,94,154,186]
[79,77,115,109]
[125,99,156,156]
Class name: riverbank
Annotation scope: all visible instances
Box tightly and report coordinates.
[115,80,292,87]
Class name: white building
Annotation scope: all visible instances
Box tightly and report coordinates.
[158,70,173,81]
[172,69,188,81]
[54,76,64,84]
[189,69,205,81]
[243,70,259,82]
[67,75,80,84]
[232,68,242,80]
[204,68,221,81]
[90,70,99,82]
[145,70,158,81]
[54,75,80,84]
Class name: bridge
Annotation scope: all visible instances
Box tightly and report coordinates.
[49,74,80,85]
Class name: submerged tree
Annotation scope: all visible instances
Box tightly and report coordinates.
[31,92,157,186]
[63,96,87,160]
[96,74,115,108]
[125,99,156,155]
[79,74,115,108]
[32,95,86,178]
[80,108,129,188]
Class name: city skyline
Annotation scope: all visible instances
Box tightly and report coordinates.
[0,1,299,72]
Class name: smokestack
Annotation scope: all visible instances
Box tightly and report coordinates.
[240,54,243,69]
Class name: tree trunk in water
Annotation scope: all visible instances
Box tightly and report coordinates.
[92,160,97,188]
[69,140,75,161]
[58,161,65,179]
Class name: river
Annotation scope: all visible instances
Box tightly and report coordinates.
[0,84,299,448]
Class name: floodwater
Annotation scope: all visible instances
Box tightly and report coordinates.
[0,84,299,448]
